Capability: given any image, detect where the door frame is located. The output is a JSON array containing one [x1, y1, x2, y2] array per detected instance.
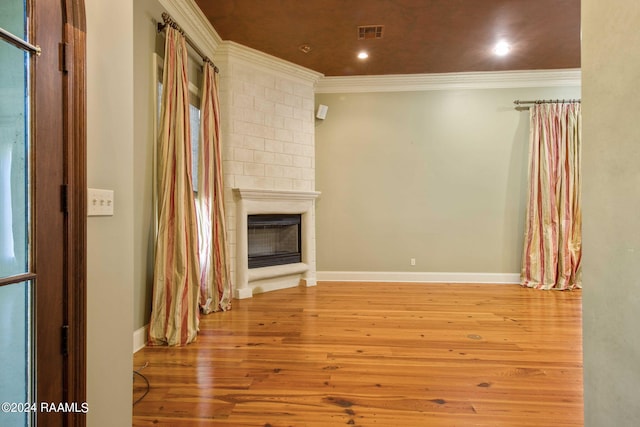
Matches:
[[61, 1, 87, 424]]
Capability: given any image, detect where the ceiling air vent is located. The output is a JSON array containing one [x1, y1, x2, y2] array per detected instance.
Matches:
[[358, 25, 384, 40]]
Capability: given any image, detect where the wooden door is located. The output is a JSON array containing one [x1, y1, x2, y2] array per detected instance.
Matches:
[[0, 0, 86, 426], [33, 0, 87, 425]]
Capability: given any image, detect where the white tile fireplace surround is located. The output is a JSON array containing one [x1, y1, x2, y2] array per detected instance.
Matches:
[[233, 188, 320, 299]]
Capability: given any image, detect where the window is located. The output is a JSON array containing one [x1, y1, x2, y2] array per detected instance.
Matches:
[[154, 53, 201, 192]]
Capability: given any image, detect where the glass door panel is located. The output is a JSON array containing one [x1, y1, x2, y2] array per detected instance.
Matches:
[[0, 1, 33, 426], [0, 281, 32, 427], [0, 0, 29, 278]]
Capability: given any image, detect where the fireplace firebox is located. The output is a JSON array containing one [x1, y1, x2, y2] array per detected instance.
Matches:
[[248, 214, 301, 269]]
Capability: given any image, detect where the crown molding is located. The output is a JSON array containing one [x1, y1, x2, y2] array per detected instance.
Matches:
[[158, 0, 221, 59], [315, 69, 581, 93], [215, 41, 324, 85]]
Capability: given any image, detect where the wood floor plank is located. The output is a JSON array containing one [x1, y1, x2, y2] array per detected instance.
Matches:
[[133, 282, 583, 426]]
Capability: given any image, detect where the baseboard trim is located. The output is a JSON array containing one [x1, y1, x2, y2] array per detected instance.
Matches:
[[133, 324, 148, 353], [316, 271, 520, 284]]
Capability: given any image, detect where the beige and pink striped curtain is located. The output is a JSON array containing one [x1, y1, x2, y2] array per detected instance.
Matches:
[[149, 27, 201, 345], [521, 102, 582, 290], [196, 62, 232, 314]]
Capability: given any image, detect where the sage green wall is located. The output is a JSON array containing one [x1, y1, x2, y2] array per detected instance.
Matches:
[[315, 86, 579, 273], [86, 0, 134, 425], [133, 0, 165, 333], [582, 0, 640, 425]]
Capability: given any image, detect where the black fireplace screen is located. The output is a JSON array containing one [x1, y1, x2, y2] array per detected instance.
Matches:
[[248, 214, 301, 268]]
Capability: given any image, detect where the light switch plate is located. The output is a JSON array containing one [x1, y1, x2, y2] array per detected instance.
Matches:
[[87, 188, 114, 216]]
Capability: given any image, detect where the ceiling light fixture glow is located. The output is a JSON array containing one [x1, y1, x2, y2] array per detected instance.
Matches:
[[357, 51, 369, 59], [493, 40, 511, 56]]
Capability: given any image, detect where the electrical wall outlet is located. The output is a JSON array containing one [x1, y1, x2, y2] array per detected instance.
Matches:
[[410, 258, 416, 266], [87, 188, 114, 216]]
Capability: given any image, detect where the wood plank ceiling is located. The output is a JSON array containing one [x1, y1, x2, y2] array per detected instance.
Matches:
[[194, 0, 581, 76]]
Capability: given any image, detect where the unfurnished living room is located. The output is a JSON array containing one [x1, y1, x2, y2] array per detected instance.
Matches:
[[123, 0, 636, 426], [124, 0, 639, 425], [2, 0, 637, 427]]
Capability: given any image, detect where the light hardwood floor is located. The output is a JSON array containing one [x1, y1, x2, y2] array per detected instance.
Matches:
[[133, 282, 583, 426]]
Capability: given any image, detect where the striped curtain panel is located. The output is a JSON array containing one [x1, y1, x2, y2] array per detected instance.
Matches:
[[196, 62, 232, 314], [521, 102, 582, 290], [149, 27, 201, 345]]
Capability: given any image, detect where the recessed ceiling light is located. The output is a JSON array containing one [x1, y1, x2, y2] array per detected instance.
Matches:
[[357, 51, 369, 59], [493, 40, 511, 56]]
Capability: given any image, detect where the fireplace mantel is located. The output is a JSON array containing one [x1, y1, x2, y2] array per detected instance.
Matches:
[[234, 188, 321, 202], [233, 188, 320, 299]]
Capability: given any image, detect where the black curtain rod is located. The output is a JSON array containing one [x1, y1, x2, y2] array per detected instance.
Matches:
[[514, 99, 581, 111], [514, 99, 581, 106], [157, 12, 219, 73]]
